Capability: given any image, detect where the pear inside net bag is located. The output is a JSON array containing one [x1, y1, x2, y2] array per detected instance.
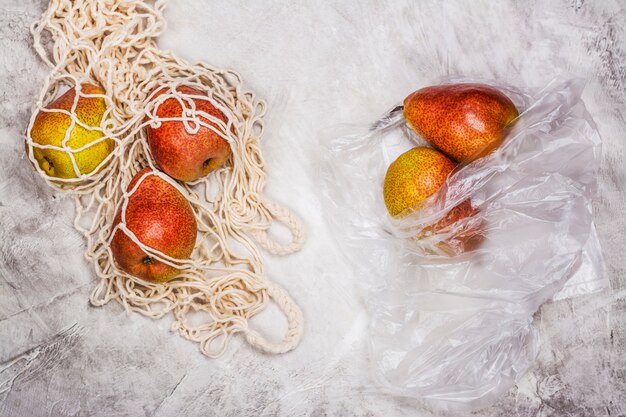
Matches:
[[320, 78, 608, 409]]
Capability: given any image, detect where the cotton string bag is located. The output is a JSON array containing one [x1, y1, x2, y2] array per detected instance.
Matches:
[[25, 0, 305, 357]]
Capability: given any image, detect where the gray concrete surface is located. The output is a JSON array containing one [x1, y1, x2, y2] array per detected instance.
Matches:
[[0, 1, 624, 416]]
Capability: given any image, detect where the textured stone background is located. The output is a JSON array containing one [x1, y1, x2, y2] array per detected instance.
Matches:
[[1, 0, 625, 416]]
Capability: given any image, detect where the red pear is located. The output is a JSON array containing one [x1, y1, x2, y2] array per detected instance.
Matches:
[[421, 198, 483, 255], [404, 84, 518, 162], [145, 85, 232, 182], [110, 168, 197, 283]]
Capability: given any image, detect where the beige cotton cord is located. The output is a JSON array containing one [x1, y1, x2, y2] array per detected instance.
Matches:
[[25, 0, 305, 357]]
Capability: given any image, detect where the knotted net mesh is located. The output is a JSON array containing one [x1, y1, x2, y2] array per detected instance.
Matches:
[[25, 0, 305, 357]]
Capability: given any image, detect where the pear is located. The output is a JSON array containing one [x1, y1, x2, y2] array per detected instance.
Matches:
[[110, 168, 197, 283], [404, 84, 518, 163], [383, 147, 481, 253], [29, 83, 114, 179], [145, 85, 232, 182], [384, 147, 456, 216]]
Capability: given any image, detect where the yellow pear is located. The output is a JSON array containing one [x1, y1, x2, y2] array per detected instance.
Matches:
[[28, 83, 114, 179], [384, 147, 456, 217], [383, 147, 483, 254]]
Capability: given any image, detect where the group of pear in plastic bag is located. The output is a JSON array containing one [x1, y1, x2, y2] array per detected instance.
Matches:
[[25, 0, 305, 357]]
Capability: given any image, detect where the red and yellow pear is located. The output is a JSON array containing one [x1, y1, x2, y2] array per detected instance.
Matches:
[[110, 168, 197, 283], [28, 83, 114, 179], [383, 147, 481, 253], [403, 84, 518, 163], [384, 147, 455, 217], [145, 85, 231, 182]]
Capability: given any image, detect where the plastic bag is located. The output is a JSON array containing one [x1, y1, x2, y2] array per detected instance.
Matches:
[[320, 78, 608, 409]]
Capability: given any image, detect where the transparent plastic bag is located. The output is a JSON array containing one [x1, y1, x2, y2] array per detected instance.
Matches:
[[320, 78, 608, 409]]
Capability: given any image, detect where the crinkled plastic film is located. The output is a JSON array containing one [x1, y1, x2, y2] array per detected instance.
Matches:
[[320, 78, 608, 409]]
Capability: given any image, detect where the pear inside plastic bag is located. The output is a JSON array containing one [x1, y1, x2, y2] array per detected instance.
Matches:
[[320, 78, 608, 410]]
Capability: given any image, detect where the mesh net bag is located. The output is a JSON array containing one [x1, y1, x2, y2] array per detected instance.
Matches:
[[25, 0, 305, 357]]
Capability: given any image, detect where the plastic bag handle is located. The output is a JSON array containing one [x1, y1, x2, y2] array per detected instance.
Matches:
[[243, 281, 304, 354]]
